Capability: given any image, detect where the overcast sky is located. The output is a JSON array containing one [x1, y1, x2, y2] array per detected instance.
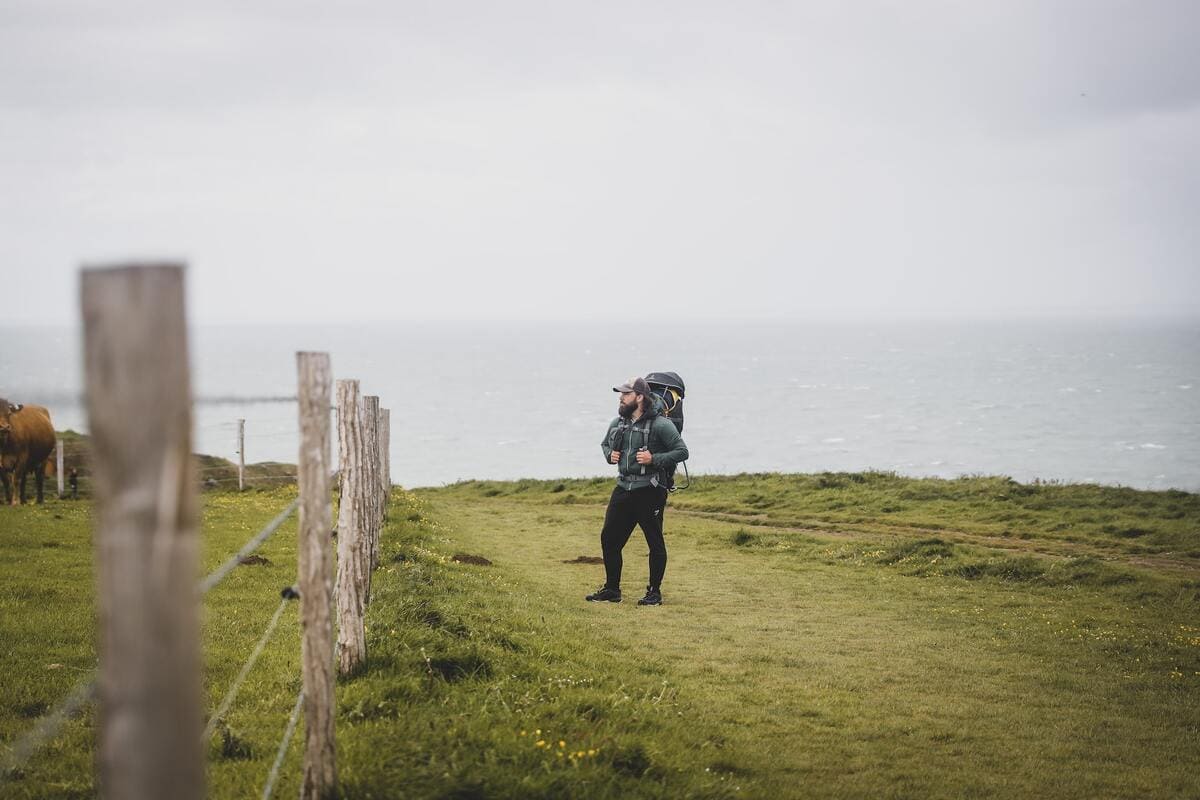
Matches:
[[2, 1, 1198, 325]]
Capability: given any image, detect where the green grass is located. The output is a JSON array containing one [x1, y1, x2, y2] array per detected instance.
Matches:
[[0, 486, 306, 798], [2, 473, 1199, 798], [456, 472, 1200, 565]]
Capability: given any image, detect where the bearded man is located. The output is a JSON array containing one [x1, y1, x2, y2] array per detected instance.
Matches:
[[586, 377, 689, 606]]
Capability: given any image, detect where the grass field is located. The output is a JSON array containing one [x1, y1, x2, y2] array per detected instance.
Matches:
[[0, 486, 308, 798], [1, 471, 1198, 798]]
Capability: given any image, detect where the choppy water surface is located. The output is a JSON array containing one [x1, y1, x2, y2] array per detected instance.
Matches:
[[3, 319, 1197, 490]]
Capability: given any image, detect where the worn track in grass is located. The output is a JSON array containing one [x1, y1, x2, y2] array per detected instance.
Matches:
[[670, 507, 1200, 575]]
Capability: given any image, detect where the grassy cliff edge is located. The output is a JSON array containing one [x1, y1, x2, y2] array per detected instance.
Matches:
[[1, 473, 1197, 798]]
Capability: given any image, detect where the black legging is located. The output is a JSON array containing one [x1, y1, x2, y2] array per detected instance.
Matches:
[[600, 486, 668, 590]]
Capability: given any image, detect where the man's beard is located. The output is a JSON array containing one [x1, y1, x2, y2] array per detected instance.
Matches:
[[618, 399, 638, 418]]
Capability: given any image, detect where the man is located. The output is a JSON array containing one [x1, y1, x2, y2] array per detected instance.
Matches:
[[586, 376, 689, 606]]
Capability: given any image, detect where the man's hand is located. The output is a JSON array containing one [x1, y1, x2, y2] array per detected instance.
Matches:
[[609, 450, 621, 464], [636, 448, 653, 465]]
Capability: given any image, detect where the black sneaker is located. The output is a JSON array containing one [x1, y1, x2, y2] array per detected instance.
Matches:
[[637, 586, 662, 606], [585, 586, 622, 603]]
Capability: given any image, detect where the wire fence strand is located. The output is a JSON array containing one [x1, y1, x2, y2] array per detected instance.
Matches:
[[199, 499, 299, 595], [4, 459, 338, 783], [1, 497, 300, 778], [243, 428, 304, 438], [202, 476, 298, 486], [0, 678, 96, 782], [202, 596, 293, 742], [261, 689, 304, 800]]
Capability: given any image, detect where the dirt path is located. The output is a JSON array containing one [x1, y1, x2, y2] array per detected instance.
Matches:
[[543, 499, 1199, 575], [671, 507, 1200, 576]]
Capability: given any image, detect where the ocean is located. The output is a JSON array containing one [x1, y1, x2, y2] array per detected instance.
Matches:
[[3, 319, 1198, 491]]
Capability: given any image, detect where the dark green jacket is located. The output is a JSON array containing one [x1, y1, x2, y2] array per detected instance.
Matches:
[[601, 396, 689, 490]]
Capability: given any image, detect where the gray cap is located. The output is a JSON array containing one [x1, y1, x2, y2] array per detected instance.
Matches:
[[613, 376, 651, 396]]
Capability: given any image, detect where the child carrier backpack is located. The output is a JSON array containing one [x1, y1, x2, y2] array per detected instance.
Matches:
[[645, 371, 689, 491]]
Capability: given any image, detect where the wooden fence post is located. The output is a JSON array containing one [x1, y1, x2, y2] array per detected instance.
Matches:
[[297, 353, 336, 799], [334, 380, 367, 675], [375, 405, 384, 511], [361, 395, 380, 580], [81, 264, 204, 800], [380, 408, 391, 517], [56, 439, 64, 499], [237, 418, 245, 491]]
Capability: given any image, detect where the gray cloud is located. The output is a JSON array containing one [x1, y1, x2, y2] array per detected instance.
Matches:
[[2, 1, 1197, 323]]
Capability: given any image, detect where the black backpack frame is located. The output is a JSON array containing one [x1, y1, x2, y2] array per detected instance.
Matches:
[[644, 372, 689, 491]]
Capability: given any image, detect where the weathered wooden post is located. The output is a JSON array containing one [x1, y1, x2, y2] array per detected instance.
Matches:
[[81, 264, 204, 800], [296, 353, 336, 799], [361, 395, 381, 579], [334, 380, 367, 675], [379, 410, 388, 515], [237, 418, 245, 491], [376, 402, 386, 515], [56, 439, 64, 499]]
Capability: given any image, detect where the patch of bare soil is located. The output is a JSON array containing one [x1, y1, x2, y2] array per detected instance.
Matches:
[[452, 553, 493, 566], [562, 555, 605, 565]]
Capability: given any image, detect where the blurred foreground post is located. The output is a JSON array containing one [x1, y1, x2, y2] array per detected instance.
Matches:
[[334, 380, 367, 674], [81, 264, 204, 800], [296, 353, 336, 798]]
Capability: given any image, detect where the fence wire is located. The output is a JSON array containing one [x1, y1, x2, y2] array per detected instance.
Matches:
[[203, 476, 298, 486], [199, 499, 299, 595], [0, 679, 96, 782], [202, 595, 294, 742], [2, 495, 300, 778], [262, 689, 305, 800]]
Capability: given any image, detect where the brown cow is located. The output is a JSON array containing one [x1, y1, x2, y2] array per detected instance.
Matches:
[[0, 399, 56, 505]]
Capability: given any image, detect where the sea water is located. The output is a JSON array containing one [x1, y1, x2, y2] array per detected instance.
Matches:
[[3, 319, 1197, 491]]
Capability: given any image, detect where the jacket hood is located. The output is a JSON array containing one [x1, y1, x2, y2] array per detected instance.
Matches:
[[647, 393, 666, 418], [631, 393, 664, 423]]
